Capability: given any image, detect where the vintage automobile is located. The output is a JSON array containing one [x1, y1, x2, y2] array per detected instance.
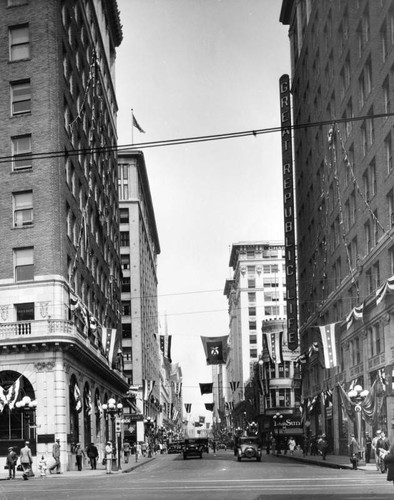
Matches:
[[236, 436, 262, 462], [183, 438, 204, 459]]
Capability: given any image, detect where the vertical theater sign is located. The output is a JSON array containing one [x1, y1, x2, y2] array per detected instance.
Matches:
[[279, 74, 298, 351]]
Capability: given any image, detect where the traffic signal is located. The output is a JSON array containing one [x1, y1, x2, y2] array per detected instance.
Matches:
[[116, 420, 121, 434]]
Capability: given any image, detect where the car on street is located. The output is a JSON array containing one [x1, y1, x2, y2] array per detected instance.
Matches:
[[236, 436, 262, 462], [183, 438, 204, 459]]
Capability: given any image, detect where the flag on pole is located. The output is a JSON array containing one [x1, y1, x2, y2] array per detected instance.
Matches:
[[184, 403, 192, 413], [132, 112, 145, 133], [346, 303, 364, 330], [74, 383, 82, 413], [319, 323, 339, 368], [229, 381, 240, 392], [102, 328, 117, 366], [143, 380, 155, 401], [263, 330, 284, 364]]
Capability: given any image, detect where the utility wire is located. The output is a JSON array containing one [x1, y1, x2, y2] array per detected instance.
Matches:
[[1, 112, 394, 164]]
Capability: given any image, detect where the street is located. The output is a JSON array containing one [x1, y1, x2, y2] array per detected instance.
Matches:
[[0, 451, 393, 500]]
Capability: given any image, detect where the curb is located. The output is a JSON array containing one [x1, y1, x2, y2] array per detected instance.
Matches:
[[275, 453, 356, 470], [122, 456, 156, 473]]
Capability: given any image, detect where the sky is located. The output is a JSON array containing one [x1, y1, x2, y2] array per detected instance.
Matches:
[[115, 0, 291, 422]]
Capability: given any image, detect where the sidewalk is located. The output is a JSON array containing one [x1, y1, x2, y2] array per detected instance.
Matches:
[[274, 449, 379, 472], [19, 454, 158, 480]]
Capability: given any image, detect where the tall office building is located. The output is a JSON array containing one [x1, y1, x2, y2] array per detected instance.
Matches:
[[223, 242, 300, 435], [281, 0, 394, 453], [118, 150, 161, 438], [0, 0, 127, 468]]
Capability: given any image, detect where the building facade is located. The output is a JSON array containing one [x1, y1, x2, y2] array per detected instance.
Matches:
[[280, 0, 394, 454], [223, 242, 300, 438], [0, 0, 127, 469], [118, 150, 161, 439]]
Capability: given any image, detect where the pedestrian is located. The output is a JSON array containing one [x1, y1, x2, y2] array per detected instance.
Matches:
[[212, 441, 217, 453], [288, 436, 296, 455], [372, 430, 382, 470], [86, 442, 99, 470], [19, 441, 33, 480], [123, 441, 131, 464], [310, 436, 318, 456], [6, 446, 18, 480], [38, 455, 47, 478], [266, 434, 272, 455], [48, 437, 62, 474], [384, 444, 394, 485], [349, 434, 360, 470], [74, 443, 85, 471], [318, 434, 329, 460], [365, 432, 372, 463], [105, 441, 113, 474]]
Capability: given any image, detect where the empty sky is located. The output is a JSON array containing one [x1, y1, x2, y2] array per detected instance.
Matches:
[[116, 0, 291, 421]]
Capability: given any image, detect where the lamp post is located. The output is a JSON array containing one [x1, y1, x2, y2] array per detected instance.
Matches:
[[102, 398, 123, 470], [273, 412, 283, 454], [348, 384, 369, 463], [16, 396, 37, 466]]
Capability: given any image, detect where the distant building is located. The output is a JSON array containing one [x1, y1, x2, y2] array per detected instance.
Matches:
[[0, 0, 126, 468], [118, 151, 161, 431], [223, 242, 300, 437], [280, 0, 394, 454]]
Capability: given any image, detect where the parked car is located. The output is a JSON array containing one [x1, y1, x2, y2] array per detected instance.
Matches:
[[183, 438, 204, 459], [217, 443, 227, 450], [236, 436, 262, 462]]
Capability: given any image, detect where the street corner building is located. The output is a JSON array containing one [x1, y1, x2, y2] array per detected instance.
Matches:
[[0, 0, 129, 469], [280, 0, 394, 455]]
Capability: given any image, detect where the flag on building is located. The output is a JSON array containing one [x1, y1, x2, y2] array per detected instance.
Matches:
[[346, 303, 364, 330], [229, 381, 240, 392], [201, 335, 228, 365], [199, 383, 213, 395], [263, 330, 284, 364], [184, 403, 192, 413], [74, 383, 82, 413], [143, 380, 155, 401], [376, 274, 394, 305], [85, 389, 92, 416], [167, 335, 172, 363], [319, 323, 339, 368], [0, 387, 7, 414], [6, 377, 21, 410], [69, 290, 79, 312], [102, 328, 118, 367]]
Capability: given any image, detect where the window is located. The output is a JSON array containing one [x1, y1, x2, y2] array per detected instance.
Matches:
[[264, 291, 280, 301], [248, 292, 256, 302], [365, 220, 371, 253], [15, 302, 34, 321], [249, 334, 257, 344], [247, 278, 255, 289], [383, 77, 391, 116], [370, 323, 384, 357], [388, 189, 394, 228], [265, 306, 279, 316], [249, 321, 256, 331], [120, 231, 129, 247], [121, 254, 130, 270], [9, 25, 29, 61], [118, 164, 130, 201], [121, 277, 130, 293], [12, 135, 31, 171], [11, 80, 31, 115], [119, 208, 129, 223], [249, 349, 257, 358], [13, 190, 33, 227], [14, 247, 33, 281], [248, 306, 256, 316], [122, 301, 131, 316]]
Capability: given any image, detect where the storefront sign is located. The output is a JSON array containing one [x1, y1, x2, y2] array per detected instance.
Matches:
[[279, 74, 298, 350]]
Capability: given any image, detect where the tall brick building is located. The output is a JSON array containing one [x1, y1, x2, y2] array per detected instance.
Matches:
[[0, 0, 127, 469], [280, 0, 394, 455]]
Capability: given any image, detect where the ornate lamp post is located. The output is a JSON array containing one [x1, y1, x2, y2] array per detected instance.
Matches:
[[16, 396, 37, 464], [348, 384, 369, 462], [102, 398, 123, 470], [273, 412, 283, 454]]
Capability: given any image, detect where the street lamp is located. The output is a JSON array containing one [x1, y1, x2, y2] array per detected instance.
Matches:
[[16, 396, 38, 465], [273, 412, 283, 454], [348, 384, 369, 462], [102, 398, 123, 470]]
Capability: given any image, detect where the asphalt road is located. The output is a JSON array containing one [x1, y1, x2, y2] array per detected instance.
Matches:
[[0, 450, 393, 500]]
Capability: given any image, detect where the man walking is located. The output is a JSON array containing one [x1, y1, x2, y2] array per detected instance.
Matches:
[[20, 441, 33, 480], [86, 442, 99, 470], [49, 438, 62, 474], [372, 430, 382, 470]]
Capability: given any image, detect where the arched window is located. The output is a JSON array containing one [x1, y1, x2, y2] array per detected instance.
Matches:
[[0, 371, 36, 454]]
